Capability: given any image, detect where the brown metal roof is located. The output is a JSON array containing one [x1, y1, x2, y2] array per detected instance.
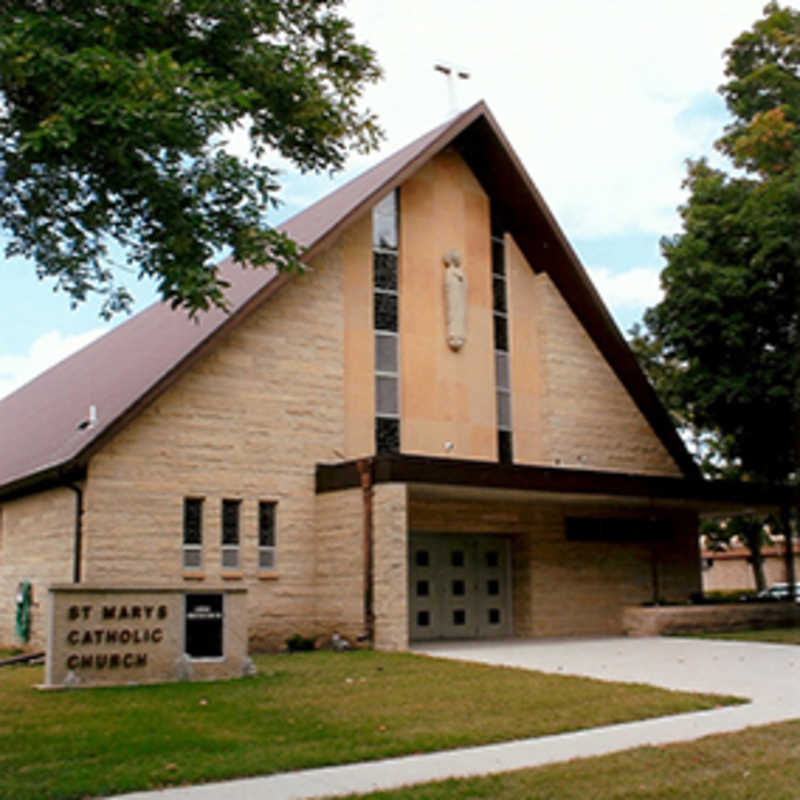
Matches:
[[0, 101, 699, 499]]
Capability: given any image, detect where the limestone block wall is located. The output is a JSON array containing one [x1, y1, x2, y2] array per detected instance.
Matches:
[[313, 487, 365, 642], [342, 211, 375, 459], [408, 493, 700, 637], [506, 237, 548, 465], [373, 483, 408, 650], [511, 268, 682, 477], [80, 243, 347, 652], [0, 487, 77, 650]]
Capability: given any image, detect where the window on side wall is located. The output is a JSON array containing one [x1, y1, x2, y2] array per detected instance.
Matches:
[[183, 498, 203, 570], [258, 501, 277, 570], [221, 499, 241, 569]]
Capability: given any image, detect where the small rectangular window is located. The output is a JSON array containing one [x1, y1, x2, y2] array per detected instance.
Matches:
[[493, 314, 508, 352], [373, 251, 398, 290], [372, 191, 398, 250], [497, 389, 511, 429], [491, 238, 505, 276], [375, 332, 398, 373], [495, 352, 510, 390], [376, 417, 400, 454], [493, 275, 508, 313], [374, 292, 398, 332], [376, 375, 400, 416], [183, 498, 203, 570], [498, 429, 513, 464], [258, 501, 276, 570], [221, 499, 240, 569]]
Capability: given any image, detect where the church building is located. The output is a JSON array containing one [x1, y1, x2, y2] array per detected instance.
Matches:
[[0, 102, 782, 652]]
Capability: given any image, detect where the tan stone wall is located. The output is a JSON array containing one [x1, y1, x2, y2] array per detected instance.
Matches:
[[408, 492, 700, 637], [80, 244, 348, 652], [399, 148, 496, 461], [373, 483, 408, 650], [342, 210, 375, 459], [526, 271, 682, 476], [506, 236, 548, 464], [313, 487, 365, 641], [0, 487, 77, 650]]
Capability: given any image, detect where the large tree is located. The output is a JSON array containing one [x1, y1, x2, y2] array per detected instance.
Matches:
[[635, 2, 800, 590], [0, 1, 382, 316]]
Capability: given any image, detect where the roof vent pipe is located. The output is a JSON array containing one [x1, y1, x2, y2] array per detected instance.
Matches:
[[76, 405, 98, 431]]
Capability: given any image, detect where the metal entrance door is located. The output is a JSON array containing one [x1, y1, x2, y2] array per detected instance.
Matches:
[[409, 533, 512, 641]]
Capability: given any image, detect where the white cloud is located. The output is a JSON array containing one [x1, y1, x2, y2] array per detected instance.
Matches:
[[216, 0, 768, 241], [0, 328, 106, 400], [340, 0, 766, 239], [587, 264, 662, 310]]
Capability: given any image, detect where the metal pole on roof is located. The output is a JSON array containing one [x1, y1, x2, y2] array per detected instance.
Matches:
[[434, 62, 470, 116]]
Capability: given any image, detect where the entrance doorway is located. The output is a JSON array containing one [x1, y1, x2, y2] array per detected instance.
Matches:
[[409, 533, 512, 641]]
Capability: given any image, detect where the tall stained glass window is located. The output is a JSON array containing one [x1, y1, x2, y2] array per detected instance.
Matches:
[[373, 190, 400, 454], [492, 209, 513, 463]]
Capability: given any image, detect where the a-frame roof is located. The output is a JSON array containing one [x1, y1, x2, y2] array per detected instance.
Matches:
[[0, 101, 700, 499]]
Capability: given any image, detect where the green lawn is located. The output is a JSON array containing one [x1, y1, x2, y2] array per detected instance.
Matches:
[[0, 650, 739, 800], [685, 626, 800, 645], [340, 719, 800, 799]]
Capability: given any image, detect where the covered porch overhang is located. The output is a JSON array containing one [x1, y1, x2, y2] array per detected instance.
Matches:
[[316, 453, 790, 517]]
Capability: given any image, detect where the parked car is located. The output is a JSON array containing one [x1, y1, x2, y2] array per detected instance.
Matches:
[[754, 583, 800, 602]]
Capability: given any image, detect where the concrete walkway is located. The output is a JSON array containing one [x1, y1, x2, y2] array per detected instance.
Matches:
[[110, 637, 800, 800]]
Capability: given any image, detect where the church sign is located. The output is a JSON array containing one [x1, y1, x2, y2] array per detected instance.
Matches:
[[45, 585, 249, 688]]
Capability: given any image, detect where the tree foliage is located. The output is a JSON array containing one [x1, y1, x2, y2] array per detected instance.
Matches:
[[633, 2, 800, 588], [0, 1, 382, 316], [637, 2, 800, 490]]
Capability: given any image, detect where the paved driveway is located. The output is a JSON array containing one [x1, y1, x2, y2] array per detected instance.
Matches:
[[418, 636, 800, 730], [112, 637, 800, 800]]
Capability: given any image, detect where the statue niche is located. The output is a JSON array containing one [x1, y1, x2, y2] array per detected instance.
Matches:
[[443, 248, 467, 351]]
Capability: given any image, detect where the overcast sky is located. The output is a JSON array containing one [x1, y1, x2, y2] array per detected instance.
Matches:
[[0, 0, 770, 399]]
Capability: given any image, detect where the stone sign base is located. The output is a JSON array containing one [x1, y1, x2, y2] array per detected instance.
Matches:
[[45, 585, 251, 689]]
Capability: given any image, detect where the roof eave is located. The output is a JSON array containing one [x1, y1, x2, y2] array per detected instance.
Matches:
[[0, 462, 87, 502], [316, 454, 788, 513]]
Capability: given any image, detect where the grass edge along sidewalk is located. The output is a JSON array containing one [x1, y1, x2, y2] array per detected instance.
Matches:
[[334, 717, 800, 800], [1, 650, 742, 800]]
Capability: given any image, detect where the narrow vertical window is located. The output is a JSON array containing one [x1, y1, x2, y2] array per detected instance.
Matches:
[[258, 501, 277, 570], [492, 210, 513, 463], [373, 190, 400, 454], [183, 498, 203, 570], [221, 499, 240, 569]]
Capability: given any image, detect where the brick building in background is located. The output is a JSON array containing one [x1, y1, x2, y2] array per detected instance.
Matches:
[[0, 102, 786, 652]]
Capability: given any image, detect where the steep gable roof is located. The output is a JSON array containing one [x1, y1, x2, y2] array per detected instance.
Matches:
[[0, 101, 699, 498]]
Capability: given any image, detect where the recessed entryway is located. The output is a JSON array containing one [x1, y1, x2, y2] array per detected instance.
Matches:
[[409, 532, 512, 641]]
